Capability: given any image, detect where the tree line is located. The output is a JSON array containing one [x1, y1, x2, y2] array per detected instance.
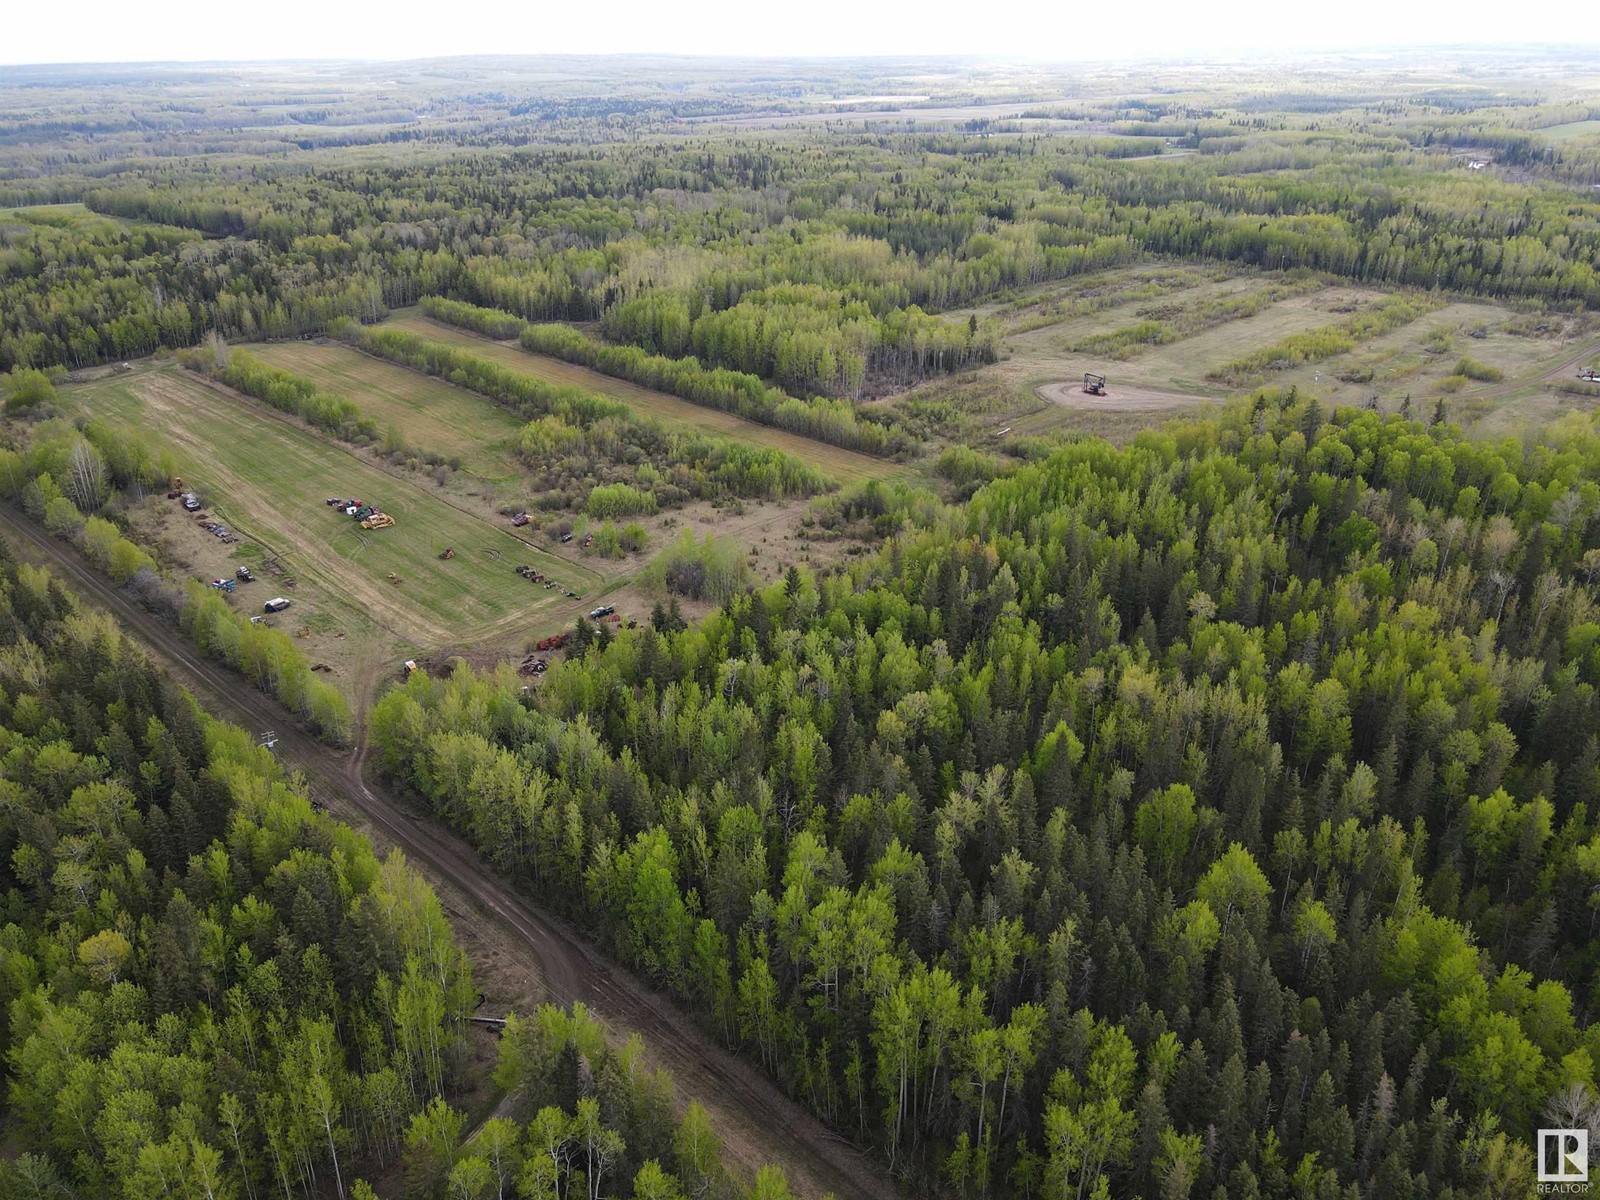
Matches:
[[421, 296, 909, 456]]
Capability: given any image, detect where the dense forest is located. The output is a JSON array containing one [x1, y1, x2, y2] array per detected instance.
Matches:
[[0, 544, 786, 1200], [372, 393, 1600, 1197], [0, 544, 475, 1196]]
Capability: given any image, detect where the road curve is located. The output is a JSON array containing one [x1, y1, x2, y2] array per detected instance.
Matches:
[[2, 516, 896, 1200]]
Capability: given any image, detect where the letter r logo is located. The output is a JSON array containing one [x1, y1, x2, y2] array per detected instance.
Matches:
[[1539, 1128, 1589, 1182]]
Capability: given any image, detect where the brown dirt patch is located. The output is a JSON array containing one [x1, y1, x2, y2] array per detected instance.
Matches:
[[1035, 378, 1215, 412]]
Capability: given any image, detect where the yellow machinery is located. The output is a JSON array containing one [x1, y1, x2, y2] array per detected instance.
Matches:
[[361, 512, 395, 530]]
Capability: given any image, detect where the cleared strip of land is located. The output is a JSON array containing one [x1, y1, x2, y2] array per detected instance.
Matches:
[[248, 340, 526, 482], [61, 365, 587, 646], [381, 313, 898, 485]]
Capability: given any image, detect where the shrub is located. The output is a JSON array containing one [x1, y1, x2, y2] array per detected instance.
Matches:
[[641, 530, 751, 605], [586, 483, 658, 519], [934, 445, 1004, 487], [1453, 356, 1504, 382], [3, 367, 58, 416]]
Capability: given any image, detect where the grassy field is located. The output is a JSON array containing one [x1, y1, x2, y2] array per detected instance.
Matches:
[[1002, 283, 1388, 394], [1540, 119, 1600, 142], [380, 312, 900, 486], [248, 340, 526, 483], [60, 364, 595, 681]]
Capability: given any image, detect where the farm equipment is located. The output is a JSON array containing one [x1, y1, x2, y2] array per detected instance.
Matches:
[[534, 632, 571, 652], [361, 512, 395, 530], [404, 660, 419, 675], [438, 548, 455, 560], [387, 572, 401, 584], [1083, 372, 1107, 396], [236, 566, 254, 582]]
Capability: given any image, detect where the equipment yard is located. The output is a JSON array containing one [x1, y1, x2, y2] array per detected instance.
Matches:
[[58, 364, 594, 692]]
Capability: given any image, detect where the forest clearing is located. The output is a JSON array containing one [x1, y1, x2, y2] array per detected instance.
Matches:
[[55, 364, 587, 681]]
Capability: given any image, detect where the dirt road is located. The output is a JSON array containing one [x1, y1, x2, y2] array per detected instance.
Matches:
[[1477, 336, 1600, 401], [3, 517, 894, 1200]]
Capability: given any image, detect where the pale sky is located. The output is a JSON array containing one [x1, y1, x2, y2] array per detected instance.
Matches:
[[4, 0, 1597, 65]]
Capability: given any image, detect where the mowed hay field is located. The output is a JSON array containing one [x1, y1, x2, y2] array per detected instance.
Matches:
[[380, 312, 900, 486], [247, 340, 526, 483], [61, 364, 592, 651]]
